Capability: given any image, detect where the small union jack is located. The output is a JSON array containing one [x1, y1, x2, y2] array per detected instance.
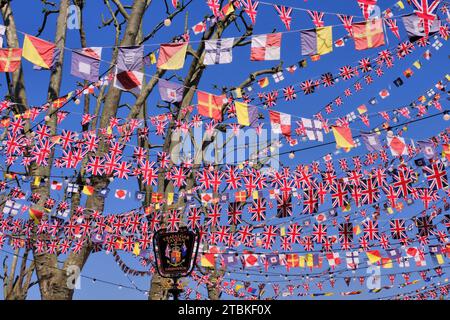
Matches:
[[357, 0, 378, 20], [300, 79, 316, 95], [344, 88, 352, 97], [359, 57, 372, 72], [283, 86, 297, 101], [397, 41, 414, 58], [307, 10, 325, 27], [359, 114, 370, 126], [241, 0, 259, 25], [439, 22, 449, 39], [274, 5, 293, 30], [339, 65, 357, 80], [263, 90, 278, 107], [321, 72, 335, 87], [385, 19, 401, 39], [337, 14, 354, 37], [206, 0, 221, 17]]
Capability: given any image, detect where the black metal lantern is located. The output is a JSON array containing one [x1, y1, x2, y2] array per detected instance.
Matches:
[[153, 227, 199, 299]]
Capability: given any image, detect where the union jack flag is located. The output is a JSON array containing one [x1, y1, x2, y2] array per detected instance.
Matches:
[[415, 215, 436, 237], [263, 91, 278, 107], [241, 0, 259, 25], [385, 18, 401, 39], [248, 198, 266, 221], [227, 202, 244, 225], [358, 57, 372, 72], [411, 0, 441, 36], [307, 10, 325, 27], [422, 162, 448, 190], [390, 219, 408, 239], [397, 41, 414, 58], [274, 5, 293, 30], [321, 72, 335, 87], [276, 194, 292, 218], [301, 79, 317, 95], [357, 0, 378, 20], [302, 188, 319, 214], [339, 65, 358, 80], [261, 225, 278, 249], [337, 14, 354, 37], [283, 86, 297, 101]]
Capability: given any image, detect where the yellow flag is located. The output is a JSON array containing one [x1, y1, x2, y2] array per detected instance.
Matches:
[[167, 192, 174, 205], [133, 242, 141, 256], [34, 176, 41, 186], [235, 101, 251, 126], [413, 60, 421, 69], [234, 87, 242, 98], [305, 253, 314, 267], [299, 255, 306, 268], [316, 26, 333, 56], [149, 52, 156, 64], [396, 1, 405, 9]]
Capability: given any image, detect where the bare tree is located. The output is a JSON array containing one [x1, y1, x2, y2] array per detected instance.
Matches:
[[0, 0, 280, 300]]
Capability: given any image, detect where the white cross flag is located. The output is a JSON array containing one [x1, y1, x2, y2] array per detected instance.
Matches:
[[3, 200, 21, 216], [301, 118, 324, 142], [204, 38, 234, 65]]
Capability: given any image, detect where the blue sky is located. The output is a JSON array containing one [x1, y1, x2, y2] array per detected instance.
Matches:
[[0, 0, 449, 300]]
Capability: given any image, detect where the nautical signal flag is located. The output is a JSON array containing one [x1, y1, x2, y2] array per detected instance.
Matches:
[[386, 135, 408, 156], [113, 68, 144, 95], [0, 48, 22, 72], [29, 208, 44, 224], [352, 19, 385, 50], [157, 42, 188, 70], [114, 189, 128, 200], [366, 250, 382, 264], [300, 26, 333, 56], [82, 185, 95, 196], [250, 33, 282, 61], [257, 77, 269, 88], [197, 90, 226, 121], [235, 101, 258, 126], [379, 89, 390, 99], [332, 125, 354, 150], [269, 110, 291, 136], [22, 34, 58, 69], [443, 144, 450, 161], [50, 180, 63, 191], [70, 47, 102, 82]]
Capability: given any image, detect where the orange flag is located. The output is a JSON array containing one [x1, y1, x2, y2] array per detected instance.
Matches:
[[0, 48, 22, 72], [197, 91, 226, 121]]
